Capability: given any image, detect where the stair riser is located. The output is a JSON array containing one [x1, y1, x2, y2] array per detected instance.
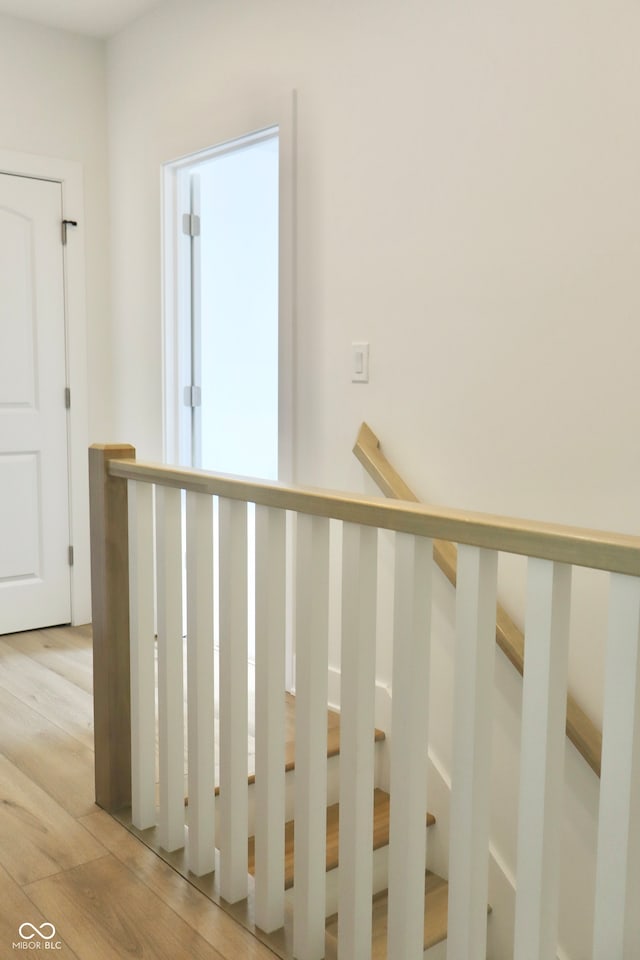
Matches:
[[424, 940, 447, 959], [210, 750, 342, 836], [284, 823, 432, 918]]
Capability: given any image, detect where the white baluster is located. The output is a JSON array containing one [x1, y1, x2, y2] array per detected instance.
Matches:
[[155, 485, 185, 852], [387, 533, 432, 960], [593, 573, 640, 959], [128, 480, 156, 830], [293, 512, 330, 960], [338, 522, 378, 960], [186, 491, 215, 876], [514, 559, 571, 960], [254, 505, 287, 933], [218, 496, 249, 904], [447, 545, 498, 960]]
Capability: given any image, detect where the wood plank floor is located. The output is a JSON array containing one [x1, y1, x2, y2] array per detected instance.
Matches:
[[0, 624, 278, 960]]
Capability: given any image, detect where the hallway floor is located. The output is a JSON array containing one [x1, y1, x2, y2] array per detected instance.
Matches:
[[0, 624, 278, 960]]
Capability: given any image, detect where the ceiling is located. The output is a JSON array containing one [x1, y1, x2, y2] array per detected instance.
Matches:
[[0, 0, 163, 37]]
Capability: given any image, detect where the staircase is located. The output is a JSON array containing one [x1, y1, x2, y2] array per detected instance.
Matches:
[[173, 691, 451, 958], [241, 695, 450, 959]]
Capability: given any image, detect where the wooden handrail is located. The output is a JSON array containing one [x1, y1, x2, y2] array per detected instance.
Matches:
[[353, 422, 603, 778], [109, 458, 640, 582]]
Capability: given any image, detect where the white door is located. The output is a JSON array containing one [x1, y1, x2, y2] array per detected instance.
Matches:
[[0, 173, 71, 634]]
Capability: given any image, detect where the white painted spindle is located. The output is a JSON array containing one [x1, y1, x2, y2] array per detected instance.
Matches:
[[185, 491, 215, 877], [447, 545, 497, 960], [338, 523, 378, 960], [593, 573, 640, 960], [514, 559, 571, 960], [293, 512, 330, 960], [387, 533, 432, 960], [128, 479, 156, 830], [218, 496, 249, 904], [155, 484, 185, 852], [254, 505, 287, 933]]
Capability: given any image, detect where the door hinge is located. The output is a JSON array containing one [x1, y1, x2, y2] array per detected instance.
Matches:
[[182, 213, 201, 237], [184, 385, 202, 408], [61, 219, 78, 245], [68, 545, 74, 567], [64, 387, 71, 409]]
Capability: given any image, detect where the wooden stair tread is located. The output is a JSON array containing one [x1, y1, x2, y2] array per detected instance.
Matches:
[[212, 692, 385, 796], [283, 692, 386, 767], [247, 787, 435, 889], [325, 870, 449, 957]]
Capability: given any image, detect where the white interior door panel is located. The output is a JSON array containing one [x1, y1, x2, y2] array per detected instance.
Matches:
[[0, 173, 71, 633]]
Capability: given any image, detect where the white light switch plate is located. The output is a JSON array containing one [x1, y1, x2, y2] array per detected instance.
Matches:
[[352, 342, 370, 382]]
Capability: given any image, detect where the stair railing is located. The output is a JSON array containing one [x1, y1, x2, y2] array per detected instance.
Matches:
[[89, 442, 640, 960], [354, 421, 603, 778]]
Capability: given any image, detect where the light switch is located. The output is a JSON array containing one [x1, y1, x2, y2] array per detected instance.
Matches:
[[352, 342, 370, 383]]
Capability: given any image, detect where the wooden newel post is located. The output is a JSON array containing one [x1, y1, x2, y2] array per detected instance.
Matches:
[[89, 443, 136, 812]]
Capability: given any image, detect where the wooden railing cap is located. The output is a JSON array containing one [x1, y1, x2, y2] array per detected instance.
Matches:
[[107, 451, 640, 580]]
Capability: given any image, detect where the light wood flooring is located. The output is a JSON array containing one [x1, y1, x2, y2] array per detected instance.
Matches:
[[0, 624, 278, 960]]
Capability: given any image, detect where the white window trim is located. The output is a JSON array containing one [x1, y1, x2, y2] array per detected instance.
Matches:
[[0, 148, 90, 625]]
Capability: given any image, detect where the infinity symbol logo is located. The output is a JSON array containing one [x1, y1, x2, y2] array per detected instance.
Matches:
[[18, 923, 56, 941]]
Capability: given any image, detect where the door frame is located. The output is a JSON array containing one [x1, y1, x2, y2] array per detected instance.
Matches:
[[0, 149, 90, 626], [161, 91, 296, 483]]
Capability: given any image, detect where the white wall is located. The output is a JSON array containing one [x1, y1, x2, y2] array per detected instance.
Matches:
[[106, 0, 640, 727], [106, 3, 640, 952], [0, 13, 112, 442]]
